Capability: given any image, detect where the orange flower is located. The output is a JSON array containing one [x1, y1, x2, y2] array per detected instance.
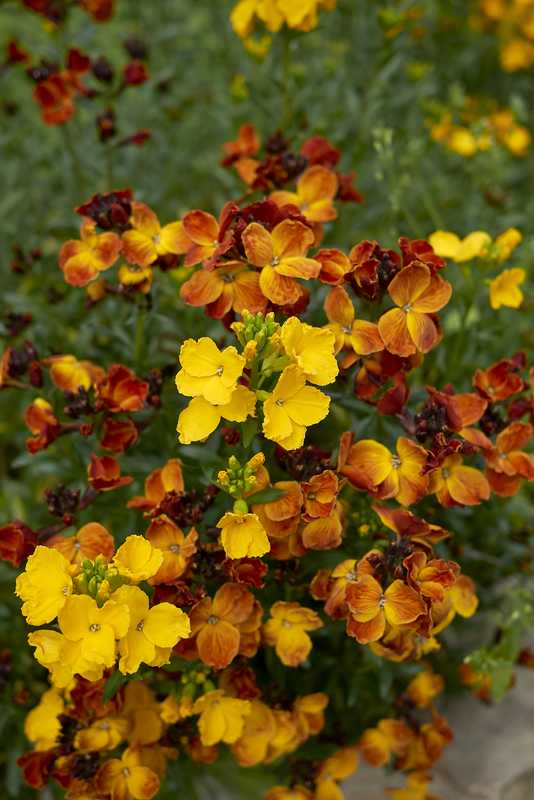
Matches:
[[473, 356, 525, 401], [180, 262, 267, 319], [45, 355, 104, 393], [96, 746, 159, 800], [242, 219, 320, 305], [301, 508, 343, 551], [485, 421, 534, 496], [428, 454, 490, 506], [59, 219, 122, 287], [253, 480, 303, 540], [181, 204, 234, 267], [302, 470, 339, 518], [190, 583, 255, 669], [146, 515, 198, 584], [34, 73, 75, 125], [372, 506, 449, 548], [403, 550, 459, 604], [346, 575, 425, 644], [378, 263, 452, 356], [0, 521, 36, 568], [24, 399, 61, 454], [270, 165, 339, 223], [96, 364, 149, 413], [100, 417, 139, 453], [222, 123, 260, 165], [425, 387, 487, 431], [87, 454, 133, 492], [359, 718, 414, 767], [128, 459, 184, 514], [262, 601, 323, 666], [315, 248, 353, 285], [341, 437, 428, 506], [406, 669, 444, 709], [48, 523, 114, 564], [323, 559, 357, 619], [324, 285, 384, 366], [315, 747, 359, 798], [122, 202, 191, 267]]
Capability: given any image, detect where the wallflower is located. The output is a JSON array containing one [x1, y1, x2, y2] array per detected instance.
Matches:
[[113, 535, 164, 582], [428, 455, 490, 506], [217, 511, 270, 559], [176, 337, 245, 405], [58, 595, 130, 667], [0, 520, 36, 567], [16, 546, 73, 626], [270, 165, 339, 223], [190, 583, 255, 669], [128, 459, 185, 513], [122, 202, 191, 267], [428, 230, 491, 262], [112, 585, 190, 673], [378, 263, 452, 356], [181, 207, 233, 267], [193, 690, 251, 746], [263, 365, 330, 450], [231, 700, 277, 766], [146, 515, 198, 583], [341, 437, 428, 506], [122, 681, 164, 746], [177, 385, 256, 444], [45, 354, 104, 393], [315, 747, 359, 799], [280, 317, 339, 385], [359, 719, 414, 767], [100, 416, 139, 453], [75, 716, 129, 751], [406, 669, 444, 709], [24, 689, 64, 751], [485, 421, 534, 496], [242, 219, 320, 305], [96, 364, 149, 412], [324, 285, 383, 366], [346, 575, 425, 644], [24, 398, 61, 454], [59, 219, 121, 286], [96, 746, 160, 800], [48, 522, 115, 564], [180, 262, 267, 319], [263, 601, 323, 666], [489, 268, 526, 309], [87, 454, 133, 492]]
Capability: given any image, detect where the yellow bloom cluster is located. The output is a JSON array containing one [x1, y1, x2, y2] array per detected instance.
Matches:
[[16, 541, 190, 685], [474, 0, 534, 71], [176, 313, 337, 449], [429, 227, 526, 310], [231, 0, 337, 38], [430, 106, 531, 157]]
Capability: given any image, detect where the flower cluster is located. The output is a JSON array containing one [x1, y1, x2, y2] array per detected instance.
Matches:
[[231, 0, 337, 40], [474, 0, 534, 71], [429, 101, 531, 157]]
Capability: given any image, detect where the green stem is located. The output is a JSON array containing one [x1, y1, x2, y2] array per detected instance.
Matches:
[[60, 123, 85, 193], [281, 31, 293, 129], [104, 142, 115, 190], [135, 307, 146, 367]]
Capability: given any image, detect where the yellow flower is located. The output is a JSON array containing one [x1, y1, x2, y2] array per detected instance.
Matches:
[[494, 227, 522, 261], [58, 594, 130, 668], [176, 385, 256, 444], [263, 365, 330, 450], [16, 545, 73, 625], [75, 716, 129, 751], [113, 535, 164, 582], [112, 585, 190, 674], [231, 0, 284, 37], [489, 268, 526, 309], [428, 230, 491, 263], [217, 511, 270, 559], [24, 688, 64, 751], [175, 337, 245, 405], [28, 629, 104, 687], [160, 695, 194, 724], [263, 601, 323, 666], [193, 690, 251, 746], [280, 317, 338, 386], [448, 127, 478, 156], [96, 746, 160, 800]]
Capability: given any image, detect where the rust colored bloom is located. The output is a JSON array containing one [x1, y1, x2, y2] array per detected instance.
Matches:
[[324, 285, 384, 366], [429, 454, 490, 507], [349, 240, 401, 301], [253, 481, 303, 539], [48, 522, 114, 564], [76, 189, 133, 231], [96, 364, 149, 412], [100, 416, 139, 453], [127, 459, 184, 514], [378, 263, 452, 356], [24, 398, 61, 453], [341, 437, 428, 506], [87, 454, 133, 492], [242, 219, 320, 305], [59, 219, 122, 286], [180, 262, 267, 319], [33, 72, 75, 125], [346, 575, 425, 644], [146, 515, 198, 584], [45, 354, 105, 393], [359, 719, 414, 767], [425, 387, 488, 432], [190, 583, 255, 669], [0, 521, 37, 567], [270, 165, 339, 223], [404, 550, 459, 604], [302, 469, 338, 518], [373, 505, 450, 548], [122, 60, 149, 86], [473, 355, 525, 401], [122, 202, 191, 267], [485, 422, 534, 496], [222, 122, 260, 166], [262, 601, 323, 666], [182, 204, 235, 267], [315, 248, 353, 285]]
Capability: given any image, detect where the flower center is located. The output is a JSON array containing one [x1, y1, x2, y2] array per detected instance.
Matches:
[[282, 619, 292, 629], [378, 596, 386, 609], [402, 303, 412, 312], [136, 620, 145, 632], [89, 623, 101, 633], [346, 570, 356, 581], [153, 234, 161, 245], [216, 366, 224, 376], [123, 767, 130, 777], [62, 585, 70, 595], [391, 455, 401, 469], [442, 468, 450, 479], [271, 256, 280, 267], [208, 615, 219, 625], [276, 398, 284, 406], [169, 544, 181, 553]]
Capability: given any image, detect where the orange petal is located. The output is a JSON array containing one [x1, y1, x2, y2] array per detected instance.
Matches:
[[384, 580, 425, 625], [412, 273, 452, 313], [130, 202, 160, 237], [301, 514, 342, 550], [260, 266, 300, 305], [233, 270, 268, 314], [324, 285, 354, 327], [122, 230, 157, 267], [447, 465, 490, 505], [406, 310, 438, 353], [346, 612, 385, 644], [378, 308, 415, 356], [180, 269, 222, 306], [346, 575, 382, 621], [350, 320, 384, 355], [342, 439, 392, 489], [182, 210, 219, 246], [388, 263, 431, 307], [297, 165, 338, 204], [496, 422, 533, 454], [276, 256, 320, 279], [196, 620, 240, 669], [272, 219, 314, 259], [242, 222, 274, 267]]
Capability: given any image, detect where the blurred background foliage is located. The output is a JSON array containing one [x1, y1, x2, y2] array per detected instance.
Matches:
[[0, 0, 533, 796]]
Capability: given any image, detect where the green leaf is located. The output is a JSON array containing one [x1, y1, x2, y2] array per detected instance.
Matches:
[[103, 670, 134, 703], [248, 486, 284, 505]]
